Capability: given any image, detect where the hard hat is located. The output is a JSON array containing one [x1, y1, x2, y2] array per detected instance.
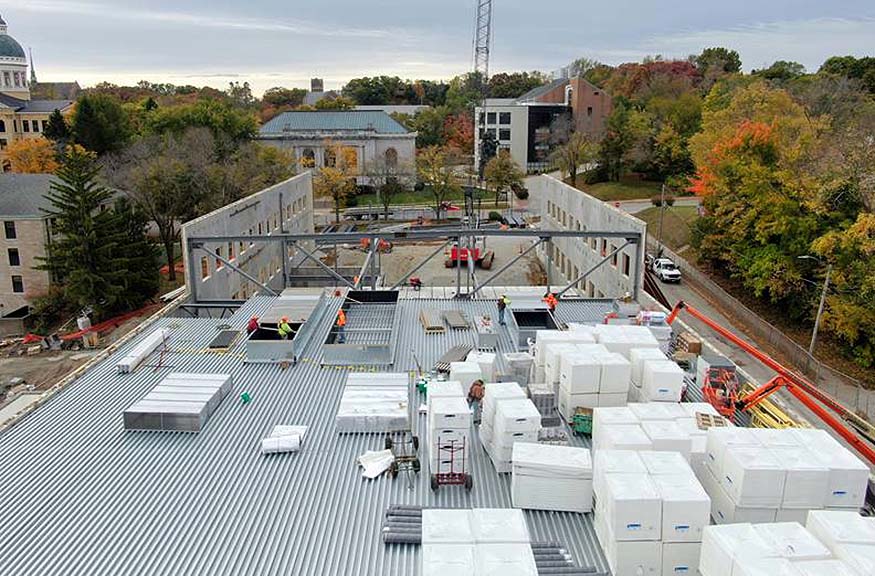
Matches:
[[281, 316, 289, 322]]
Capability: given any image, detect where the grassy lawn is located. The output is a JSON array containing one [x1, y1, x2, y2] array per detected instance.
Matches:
[[636, 205, 699, 251], [355, 188, 466, 206], [569, 178, 663, 201]]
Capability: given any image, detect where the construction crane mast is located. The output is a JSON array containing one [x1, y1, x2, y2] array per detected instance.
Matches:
[[473, 0, 493, 88]]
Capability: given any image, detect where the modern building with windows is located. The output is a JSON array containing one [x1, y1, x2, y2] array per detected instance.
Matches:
[[257, 110, 416, 185], [0, 15, 74, 170], [474, 77, 612, 173]]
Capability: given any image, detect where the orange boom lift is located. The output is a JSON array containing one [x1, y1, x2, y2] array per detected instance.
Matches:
[[667, 300, 875, 466]]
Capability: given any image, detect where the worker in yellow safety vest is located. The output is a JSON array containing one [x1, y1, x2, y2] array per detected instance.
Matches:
[[336, 309, 347, 343], [278, 316, 293, 339]]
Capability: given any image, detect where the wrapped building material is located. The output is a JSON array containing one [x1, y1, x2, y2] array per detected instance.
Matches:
[[511, 442, 593, 513], [335, 373, 409, 433]]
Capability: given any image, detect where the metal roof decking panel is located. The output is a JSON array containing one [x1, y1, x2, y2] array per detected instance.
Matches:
[[0, 295, 612, 576]]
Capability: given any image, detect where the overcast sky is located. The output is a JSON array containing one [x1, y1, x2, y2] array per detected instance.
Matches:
[[7, 1, 875, 95]]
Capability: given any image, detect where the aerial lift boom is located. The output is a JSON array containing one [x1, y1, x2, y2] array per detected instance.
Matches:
[[667, 300, 875, 466]]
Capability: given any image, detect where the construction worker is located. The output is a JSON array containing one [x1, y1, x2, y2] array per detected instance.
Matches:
[[336, 308, 347, 343], [277, 316, 293, 340], [543, 292, 558, 313], [246, 316, 260, 335], [409, 276, 422, 291], [497, 294, 510, 325], [467, 379, 485, 424]]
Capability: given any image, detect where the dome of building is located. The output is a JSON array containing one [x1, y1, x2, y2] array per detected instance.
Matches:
[[0, 14, 25, 60]]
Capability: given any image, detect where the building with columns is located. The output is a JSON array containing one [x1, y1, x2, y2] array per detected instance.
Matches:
[[257, 110, 416, 185], [0, 14, 74, 170]]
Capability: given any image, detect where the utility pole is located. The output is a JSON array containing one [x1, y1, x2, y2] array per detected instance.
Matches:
[[656, 183, 666, 256], [810, 263, 832, 356]]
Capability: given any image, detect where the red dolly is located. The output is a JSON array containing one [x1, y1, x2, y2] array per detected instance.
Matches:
[[430, 436, 473, 492]]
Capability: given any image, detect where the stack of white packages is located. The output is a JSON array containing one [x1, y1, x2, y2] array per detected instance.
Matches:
[[546, 341, 605, 392], [479, 382, 526, 447], [699, 521, 848, 576], [699, 426, 869, 526], [511, 442, 593, 512], [335, 372, 409, 433], [593, 324, 661, 359], [260, 424, 308, 454], [466, 351, 497, 382], [640, 360, 686, 403], [533, 329, 598, 382], [557, 350, 632, 420], [591, 402, 718, 469], [428, 394, 472, 475], [421, 508, 537, 576], [593, 449, 711, 576], [630, 348, 670, 386], [449, 361, 482, 389], [485, 398, 541, 473], [807, 509, 875, 575]]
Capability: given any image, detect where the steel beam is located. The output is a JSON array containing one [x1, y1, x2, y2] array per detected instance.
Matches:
[[193, 243, 279, 297], [468, 238, 545, 297], [389, 240, 451, 289], [557, 240, 631, 297], [292, 241, 356, 289], [355, 240, 377, 289], [187, 228, 642, 245]]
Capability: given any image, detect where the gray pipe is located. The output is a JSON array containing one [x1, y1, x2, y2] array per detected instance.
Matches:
[[537, 568, 598, 575], [384, 516, 422, 524], [382, 533, 421, 544]]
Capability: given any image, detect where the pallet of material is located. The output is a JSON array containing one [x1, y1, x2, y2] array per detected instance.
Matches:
[[419, 309, 446, 334], [442, 310, 469, 330], [676, 332, 702, 354], [433, 344, 473, 373]]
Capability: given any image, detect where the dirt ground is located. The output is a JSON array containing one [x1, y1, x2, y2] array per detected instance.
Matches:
[[331, 235, 547, 288]]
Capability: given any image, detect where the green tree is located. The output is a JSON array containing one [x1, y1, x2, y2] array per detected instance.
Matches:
[[113, 196, 159, 307], [695, 47, 742, 75], [43, 109, 70, 144], [225, 81, 255, 108], [314, 166, 355, 223], [145, 99, 257, 156], [753, 61, 806, 82], [315, 96, 356, 110], [550, 131, 599, 187], [819, 56, 875, 93], [70, 93, 132, 155], [262, 87, 307, 108], [403, 106, 449, 148], [484, 150, 525, 206], [416, 146, 462, 219], [487, 71, 548, 99], [445, 72, 484, 112], [598, 102, 650, 181], [38, 147, 127, 318]]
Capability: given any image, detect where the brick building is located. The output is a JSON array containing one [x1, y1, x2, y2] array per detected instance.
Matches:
[[474, 77, 612, 173]]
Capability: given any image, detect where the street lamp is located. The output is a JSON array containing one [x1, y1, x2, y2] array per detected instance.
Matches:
[[797, 255, 833, 356]]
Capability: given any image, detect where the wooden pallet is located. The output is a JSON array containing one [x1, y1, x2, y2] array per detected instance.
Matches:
[[695, 412, 729, 430], [677, 331, 702, 354], [433, 344, 473, 373], [442, 310, 469, 330], [419, 309, 445, 334]]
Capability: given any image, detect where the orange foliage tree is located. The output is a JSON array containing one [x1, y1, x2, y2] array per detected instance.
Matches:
[[6, 138, 59, 173]]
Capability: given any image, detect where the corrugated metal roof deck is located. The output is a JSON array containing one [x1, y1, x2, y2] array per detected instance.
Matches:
[[0, 295, 613, 576]]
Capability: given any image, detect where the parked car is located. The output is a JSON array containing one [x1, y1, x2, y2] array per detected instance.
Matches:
[[650, 257, 682, 283]]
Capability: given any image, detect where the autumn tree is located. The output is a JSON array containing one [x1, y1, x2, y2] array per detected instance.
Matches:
[[366, 156, 413, 219], [416, 146, 462, 219], [487, 71, 548, 99], [550, 131, 599, 187], [484, 150, 525, 206], [443, 112, 475, 154], [314, 140, 357, 222], [5, 138, 59, 173]]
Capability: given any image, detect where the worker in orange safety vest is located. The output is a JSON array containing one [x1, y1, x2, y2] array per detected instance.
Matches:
[[336, 308, 347, 343], [543, 292, 558, 313]]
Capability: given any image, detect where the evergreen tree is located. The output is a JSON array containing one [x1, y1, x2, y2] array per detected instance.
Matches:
[[113, 196, 159, 308], [43, 109, 70, 144], [70, 93, 132, 155], [39, 147, 128, 318]]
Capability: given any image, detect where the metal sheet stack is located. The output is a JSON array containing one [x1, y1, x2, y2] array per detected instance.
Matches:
[[591, 402, 719, 469], [699, 427, 869, 525], [479, 382, 540, 473], [699, 521, 846, 576], [593, 449, 711, 576], [511, 442, 593, 512], [123, 372, 233, 433], [421, 508, 536, 576], [335, 372, 410, 433], [428, 384, 471, 476]]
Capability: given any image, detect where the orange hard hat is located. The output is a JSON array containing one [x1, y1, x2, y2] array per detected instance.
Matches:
[[281, 316, 289, 322]]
